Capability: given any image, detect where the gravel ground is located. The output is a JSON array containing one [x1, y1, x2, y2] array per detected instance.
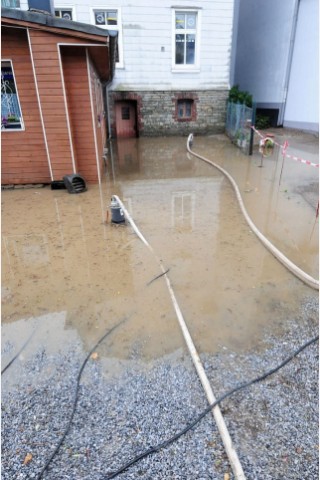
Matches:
[[2, 296, 318, 480]]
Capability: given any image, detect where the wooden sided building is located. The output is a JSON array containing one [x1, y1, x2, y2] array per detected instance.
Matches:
[[1, 7, 117, 185]]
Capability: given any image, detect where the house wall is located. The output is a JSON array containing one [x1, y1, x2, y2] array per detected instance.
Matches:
[[2, 27, 50, 185], [110, 1, 233, 91], [61, 46, 100, 182], [231, 0, 318, 132], [2, 22, 110, 185], [232, 0, 297, 109], [87, 56, 107, 180], [283, 0, 319, 132], [45, 0, 235, 135], [110, 89, 228, 137], [28, 28, 76, 180]]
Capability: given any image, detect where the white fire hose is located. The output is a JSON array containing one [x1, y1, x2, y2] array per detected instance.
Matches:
[[187, 134, 319, 291], [112, 195, 247, 480]]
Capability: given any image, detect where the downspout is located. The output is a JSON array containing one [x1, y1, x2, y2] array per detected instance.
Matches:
[[278, 0, 300, 125], [104, 31, 118, 141], [103, 79, 113, 140]]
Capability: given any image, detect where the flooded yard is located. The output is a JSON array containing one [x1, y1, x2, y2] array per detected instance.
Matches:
[[2, 133, 318, 361], [2, 133, 318, 480], [2, 131, 318, 358]]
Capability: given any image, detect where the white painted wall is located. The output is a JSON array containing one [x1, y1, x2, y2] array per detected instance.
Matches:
[[22, 0, 234, 91], [232, 0, 319, 131], [112, 1, 234, 90], [232, 0, 297, 105], [283, 0, 319, 131]]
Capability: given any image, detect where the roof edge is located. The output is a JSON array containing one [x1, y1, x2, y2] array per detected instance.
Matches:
[[1, 7, 118, 38]]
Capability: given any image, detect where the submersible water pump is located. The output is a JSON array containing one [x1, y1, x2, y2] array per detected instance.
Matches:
[[110, 196, 125, 224]]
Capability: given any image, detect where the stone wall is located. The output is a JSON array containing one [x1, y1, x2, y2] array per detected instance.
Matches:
[[109, 89, 228, 137]]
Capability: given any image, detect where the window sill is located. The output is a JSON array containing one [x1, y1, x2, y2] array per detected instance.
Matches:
[[171, 68, 200, 74], [2, 123, 24, 131]]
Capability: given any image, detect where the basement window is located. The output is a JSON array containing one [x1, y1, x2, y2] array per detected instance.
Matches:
[[1, 60, 24, 131], [177, 99, 193, 120]]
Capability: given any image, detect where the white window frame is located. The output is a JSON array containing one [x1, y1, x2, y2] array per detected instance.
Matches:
[[2, 0, 21, 8], [1, 59, 25, 132], [54, 6, 76, 21], [90, 7, 124, 69], [171, 8, 201, 73]]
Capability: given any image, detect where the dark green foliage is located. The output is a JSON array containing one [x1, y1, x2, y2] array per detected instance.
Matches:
[[255, 114, 271, 130], [228, 85, 253, 107]]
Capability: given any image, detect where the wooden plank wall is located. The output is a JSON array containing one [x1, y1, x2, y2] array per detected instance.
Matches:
[[88, 57, 106, 180], [2, 26, 108, 184], [2, 28, 50, 185], [61, 46, 98, 182], [28, 29, 75, 181]]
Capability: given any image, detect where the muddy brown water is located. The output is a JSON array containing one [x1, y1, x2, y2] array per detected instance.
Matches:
[[2, 135, 319, 363]]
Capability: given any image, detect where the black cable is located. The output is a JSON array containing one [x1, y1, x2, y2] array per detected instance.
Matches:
[[104, 335, 319, 479], [147, 268, 170, 286], [35, 317, 128, 480], [2, 331, 35, 375]]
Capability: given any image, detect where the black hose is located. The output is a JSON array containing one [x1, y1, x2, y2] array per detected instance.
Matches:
[[35, 317, 128, 480], [2, 331, 35, 375], [104, 335, 319, 479]]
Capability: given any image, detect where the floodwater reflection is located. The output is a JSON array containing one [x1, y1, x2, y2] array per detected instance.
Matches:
[[2, 135, 318, 362]]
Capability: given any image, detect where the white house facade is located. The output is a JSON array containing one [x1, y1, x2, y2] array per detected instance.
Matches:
[[17, 0, 235, 136], [231, 0, 319, 133]]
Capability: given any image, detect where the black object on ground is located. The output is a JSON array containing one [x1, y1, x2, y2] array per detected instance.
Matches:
[[63, 174, 87, 194], [50, 180, 66, 190]]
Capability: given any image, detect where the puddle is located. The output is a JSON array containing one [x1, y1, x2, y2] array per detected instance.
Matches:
[[2, 135, 318, 362]]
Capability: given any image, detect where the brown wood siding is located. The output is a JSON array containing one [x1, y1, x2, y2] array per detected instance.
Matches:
[[2, 28, 50, 185], [28, 29, 74, 180], [2, 23, 110, 185], [61, 46, 98, 182], [88, 57, 106, 181]]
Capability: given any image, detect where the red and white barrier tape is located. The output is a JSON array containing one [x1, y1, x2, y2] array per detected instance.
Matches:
[[251, 126, 319, 168]]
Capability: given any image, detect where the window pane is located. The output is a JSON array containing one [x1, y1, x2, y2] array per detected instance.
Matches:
[[175, 34, 185, 64], [121, 107, 130, 120], [185, 101, 192, 117], [177, 99, 193, 119], [95, 12, 106, 25], [178, 103, 184, 118], [186, 34, 195, 64], [2, 0, 20, 6], [106, 10, 117, 25], [1, 61, 23, 130], [61, 10, 72, 20], [175, 13, 185, 29], [186, 14, 196, 29]]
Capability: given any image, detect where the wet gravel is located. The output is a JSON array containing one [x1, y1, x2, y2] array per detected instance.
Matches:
[[2, 296, 318, 480]]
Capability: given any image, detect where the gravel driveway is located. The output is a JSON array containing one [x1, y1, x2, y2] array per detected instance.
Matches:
[[2, 295, 318, 480]]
